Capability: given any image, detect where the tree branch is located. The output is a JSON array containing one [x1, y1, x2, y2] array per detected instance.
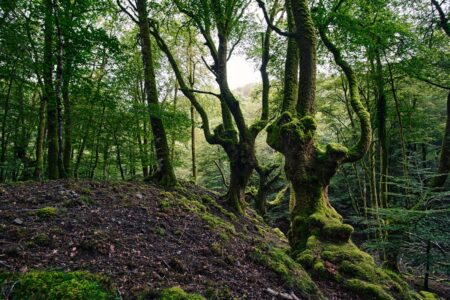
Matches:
[[255, 0, 297, 38]]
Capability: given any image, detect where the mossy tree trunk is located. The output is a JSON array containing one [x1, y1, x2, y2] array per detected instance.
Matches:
[[136, 0, 176, 187], [266, 1, 416, 298], [223, 142, 257, 214]]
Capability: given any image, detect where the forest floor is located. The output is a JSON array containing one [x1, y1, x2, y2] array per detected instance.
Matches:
[[0, 179, 361, 299]]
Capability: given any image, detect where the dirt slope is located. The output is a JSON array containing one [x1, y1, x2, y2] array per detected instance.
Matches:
[[0, 180, 356, 299]]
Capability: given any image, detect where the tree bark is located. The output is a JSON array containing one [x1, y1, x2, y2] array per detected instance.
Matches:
[[62, 55, 73, 177], [136, 0, 176, 187], [44, 0, 59, 179]]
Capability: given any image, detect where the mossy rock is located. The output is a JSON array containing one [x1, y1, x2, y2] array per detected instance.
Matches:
[[0, 270, 118, 299], [158, 286, 205, 300], [297, 235, 421, 300], [344, 279, 394, 300], [249, 245, 321, 298], [36, 206, 58, 219]]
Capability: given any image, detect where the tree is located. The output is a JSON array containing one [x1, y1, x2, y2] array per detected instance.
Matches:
[[145, 0, 276, 213], [429, 0, 450, 188], [260, 0, 416, 298], [119, 0, 177, 187], [43, 0, 59, 179]]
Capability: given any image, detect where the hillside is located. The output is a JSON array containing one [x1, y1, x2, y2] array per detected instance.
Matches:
[[0, 180, 360, 299]]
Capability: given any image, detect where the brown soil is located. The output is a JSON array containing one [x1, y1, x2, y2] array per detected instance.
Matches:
[[0, 179, 355, 299]]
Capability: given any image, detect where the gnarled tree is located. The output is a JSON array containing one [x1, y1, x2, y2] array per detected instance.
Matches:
[[145, 0, 278, 213], [261, 0, 419, 298]]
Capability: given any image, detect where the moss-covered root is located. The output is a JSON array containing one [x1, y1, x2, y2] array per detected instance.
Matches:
[[297, 236, 422, 300], [250, 245, 323, 299], [158, 287, 205, 300], [0, 270, 117, 299]]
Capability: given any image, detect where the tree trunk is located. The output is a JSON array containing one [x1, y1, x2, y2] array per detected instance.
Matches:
[[171, 83, 177, 162], [431, 91, 450, 188], [62, 56, 73, 177], [375, 51, 389, 209], [226, 146, 255, 214], [44, 0, 59, 179], [136, 0, 176, 187], [191, 104, 197, 183], [0, 67, 15, 181], [54, 3, 65, 178], [114, 132, 125, 180], [35, 93, 46, 179]]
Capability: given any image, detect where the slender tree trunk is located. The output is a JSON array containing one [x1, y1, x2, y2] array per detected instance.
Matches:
[[187, 35, 197, 184], [102, 138, 110, 180], [136, 0, 176, 187], [44, 0, 59, 179], [424, 240, 431, 291], [0, 67, 15, 181], [54, 2, 65, 178], [114, 132, 125, 180], [35, 93, 46, 179], [375, 52, 389, 209], [191, 105, 197, 183], [171, 83, 177, 162], [385, 55, 408, 178], [431, 91, 450, 188], [282, 0, 298, 112], [62, 56, 73, 177]]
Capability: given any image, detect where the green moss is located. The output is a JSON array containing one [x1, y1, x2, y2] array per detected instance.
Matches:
[[419, 291, 438, 300], [250, 245, 319, 297], [79, 195, 93, 205], [159, 199, 172, 211], [266, 122, 283, 151], [218, 231, 230, 242], [344, 279, 393, 300], [31, 233, 52, 247], [158, 287, 205, 300], [201, 212, 236, 235], [210, 242, 222, 256], [205, 285, 232, 299], [0, 271, 117, 299], [326, 143, 348, 161], [297, 250, 315, 268], [155, 226, 166, 236], [321, 223, 353, 242], [176, 196, 207, 214], [201, 195, 237, 220], [36, 206, 58, 219], [273, 228, 288, 242], [298, 235, 419, 300]]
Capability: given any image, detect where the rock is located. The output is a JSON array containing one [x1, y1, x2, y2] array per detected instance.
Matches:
[[13, 218, 23, 225], [136, 193, 143, 199]]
